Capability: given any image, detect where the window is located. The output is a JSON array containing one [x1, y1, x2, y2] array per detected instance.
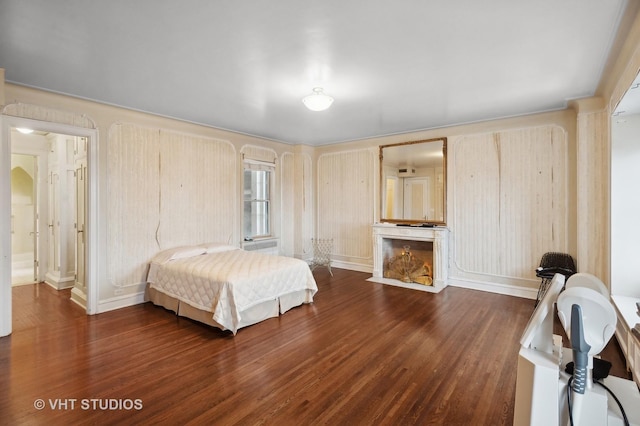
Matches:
[[243, 166, 272, 239]]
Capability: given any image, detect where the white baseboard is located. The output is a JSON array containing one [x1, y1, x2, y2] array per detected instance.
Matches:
[[447, 276, 537, 299], [332, 261, 538, 299], [70, 287, 87, 309], [329, 260, 373, 273], [367, 276, 444, 293], [92, 269, 535, 316], [45, 274, 75, 290], [97, 291, 146, 313]]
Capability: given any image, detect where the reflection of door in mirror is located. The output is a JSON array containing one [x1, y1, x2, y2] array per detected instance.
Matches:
[[404, 177, 431, 220]]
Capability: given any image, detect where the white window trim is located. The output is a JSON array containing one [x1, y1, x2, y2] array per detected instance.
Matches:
[[243, 159, 275, 240]]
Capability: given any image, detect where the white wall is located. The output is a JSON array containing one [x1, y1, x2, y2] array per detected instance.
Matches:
[[611, 113, 640, 296]]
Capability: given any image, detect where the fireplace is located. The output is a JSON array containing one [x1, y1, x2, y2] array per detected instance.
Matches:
[[383, 240, 433, 285], [370, 224, 448, 293]]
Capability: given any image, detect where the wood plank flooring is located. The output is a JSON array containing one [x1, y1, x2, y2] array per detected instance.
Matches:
[[0, 269, 628, 425]]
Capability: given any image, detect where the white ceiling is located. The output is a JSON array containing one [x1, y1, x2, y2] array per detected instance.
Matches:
[[0, 0, 630, 145]]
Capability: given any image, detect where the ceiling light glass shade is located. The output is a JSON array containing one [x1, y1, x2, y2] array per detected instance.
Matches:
[[302, 87, 334, 111], [16, 127, 34, 134]]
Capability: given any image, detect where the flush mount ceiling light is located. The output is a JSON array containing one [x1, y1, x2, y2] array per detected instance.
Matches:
[[302, 87, 334, 111], [16, 127, 34, 134]]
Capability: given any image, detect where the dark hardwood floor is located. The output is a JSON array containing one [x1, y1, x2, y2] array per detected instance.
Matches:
[[0, 269, 628, 425]]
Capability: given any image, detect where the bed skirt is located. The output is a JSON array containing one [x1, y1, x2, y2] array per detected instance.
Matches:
[[145, 285, 311, 332]]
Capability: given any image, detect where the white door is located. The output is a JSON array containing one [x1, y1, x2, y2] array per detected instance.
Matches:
[[403, 177, 431, 221], [31, 159, 39, 281], [75, 143, 87, 293], [48, 170, 59, 275], [35, 153, 49, 283]]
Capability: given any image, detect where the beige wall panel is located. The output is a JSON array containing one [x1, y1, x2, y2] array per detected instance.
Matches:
[[576, 110, 609, 279], [295, 152, 313, 258], [280, 152, 295, 257], [451, 133, 501, 275], [451, 126, 569, 281], [107, 124, 236, 288], [498, 126, 569, 278], [107, 124, 160, 287], [158, 130, 236, 248], [317, 149, 374, 262]]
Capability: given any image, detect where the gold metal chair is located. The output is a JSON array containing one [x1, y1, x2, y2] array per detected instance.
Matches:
[[310, 238, 333, 276]]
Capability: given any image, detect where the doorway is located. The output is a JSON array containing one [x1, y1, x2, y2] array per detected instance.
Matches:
[[1, 117, 98, 336], [11, 129, 87, 299], [11, 153, 38, 286]]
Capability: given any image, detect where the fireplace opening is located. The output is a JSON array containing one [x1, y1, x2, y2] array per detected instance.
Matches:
[[382, 239, 434, 285]]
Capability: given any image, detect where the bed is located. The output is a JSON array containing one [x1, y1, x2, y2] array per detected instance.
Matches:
[[146, 243, 318, 334]]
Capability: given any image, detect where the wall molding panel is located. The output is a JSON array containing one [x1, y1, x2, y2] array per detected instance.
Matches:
[[107, 123, 236, 291], [317, 149, 375, 265], [449, 125, 570, 287], [576, 109, 610, 281], [240, 144, 277, 163], [107, 124, 160, 292], [280, 152, 295, 257], [2, 102, 96, 129], [295, 151, 313, 260]]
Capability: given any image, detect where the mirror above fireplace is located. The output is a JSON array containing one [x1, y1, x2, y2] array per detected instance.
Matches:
[[379, 137, 447, 225]]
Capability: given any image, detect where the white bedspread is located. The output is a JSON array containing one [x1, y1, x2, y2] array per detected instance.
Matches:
[[147, 247, 317, 333]]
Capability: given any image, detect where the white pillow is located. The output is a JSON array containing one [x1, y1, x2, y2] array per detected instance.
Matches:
[[200, 242, 239, 254], [151, 245, 207, 264]]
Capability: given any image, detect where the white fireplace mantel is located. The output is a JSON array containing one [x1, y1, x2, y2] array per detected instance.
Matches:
[[370, 223, 449, 293]]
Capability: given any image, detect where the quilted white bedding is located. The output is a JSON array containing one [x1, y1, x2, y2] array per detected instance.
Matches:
[[146, 245, 318, 334]]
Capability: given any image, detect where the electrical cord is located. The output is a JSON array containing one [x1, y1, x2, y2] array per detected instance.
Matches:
[[595, 380, 630, 426], [566, 376, 631, 426], [567, 376, 574, 426]]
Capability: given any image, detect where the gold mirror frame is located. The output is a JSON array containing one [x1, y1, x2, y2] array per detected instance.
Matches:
[[379, 137, 447, 225]]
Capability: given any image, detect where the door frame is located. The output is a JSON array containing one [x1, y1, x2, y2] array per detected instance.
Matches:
[[1, 116, 98, 336]]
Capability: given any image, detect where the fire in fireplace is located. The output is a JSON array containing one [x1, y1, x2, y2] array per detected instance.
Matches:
[[383, 240, 433, 285]]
